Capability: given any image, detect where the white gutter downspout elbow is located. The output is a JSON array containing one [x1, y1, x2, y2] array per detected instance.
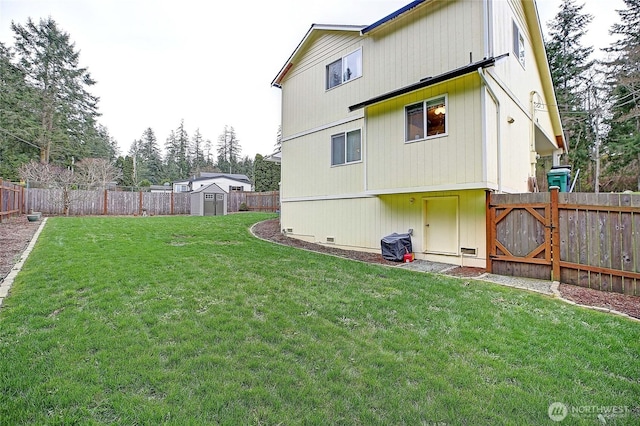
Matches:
[[478, 68, 502, 193]]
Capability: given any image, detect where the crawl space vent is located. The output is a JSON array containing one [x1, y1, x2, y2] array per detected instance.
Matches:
[[326, 237, 335, 243], [461, 247, 477, 256]]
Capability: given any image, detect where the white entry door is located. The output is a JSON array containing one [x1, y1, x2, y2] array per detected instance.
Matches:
[[423, 196, 459, 255]]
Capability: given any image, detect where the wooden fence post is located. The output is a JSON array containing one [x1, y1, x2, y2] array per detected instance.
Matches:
[[20, 185, 24, 215], [550, 187, 561, 281], [103, 190, 108, 215], [139, 191, 143, 216], [485, 190, 493, 273], [170, 191, 174, 215]]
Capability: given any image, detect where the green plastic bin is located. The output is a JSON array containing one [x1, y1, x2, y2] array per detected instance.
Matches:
[[547, 168, 570, 192]]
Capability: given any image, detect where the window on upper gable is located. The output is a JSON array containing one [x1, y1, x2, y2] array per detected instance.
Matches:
[[513, 21, 525, 67], [405, 95, 447, 142], [331, 129, 361, 166], [326, 49, 362, 90]]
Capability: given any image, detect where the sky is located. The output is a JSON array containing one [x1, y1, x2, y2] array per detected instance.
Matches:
[[0, 0, 626, 160]]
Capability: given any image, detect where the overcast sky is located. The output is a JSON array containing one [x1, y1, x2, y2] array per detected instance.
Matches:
[[0, 0, 625, 160]]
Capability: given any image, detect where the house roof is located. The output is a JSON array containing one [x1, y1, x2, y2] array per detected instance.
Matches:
[[264, 151, 282, 164], [271, 24, 365, 87], [360, 0, 426, 34], [273, 0, 565, 151], [191, 183, 227, 194], [176, 174, 250, 186]]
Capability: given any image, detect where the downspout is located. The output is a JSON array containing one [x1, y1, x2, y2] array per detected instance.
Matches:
[[529, 91, 545, 171], [478, 68, 502, 193]]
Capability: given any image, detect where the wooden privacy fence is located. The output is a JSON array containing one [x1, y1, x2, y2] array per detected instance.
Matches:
[[25, 188, 190, 216], [0, 180, 24, 223], [487, 188, 640, 296], [228, 191, 279, 212]]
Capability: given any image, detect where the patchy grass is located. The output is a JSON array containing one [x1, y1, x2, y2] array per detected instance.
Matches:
[[0, 214, 638, 425]]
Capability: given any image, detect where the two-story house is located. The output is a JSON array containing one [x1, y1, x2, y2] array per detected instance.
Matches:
[[272, 0, 565, 268]]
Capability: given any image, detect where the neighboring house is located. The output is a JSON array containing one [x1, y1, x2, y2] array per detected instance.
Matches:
[[172, 173, 252, 193], [149, 184, 172, 193], [264, 151, 282, 164], [272, 0, 565, 268]]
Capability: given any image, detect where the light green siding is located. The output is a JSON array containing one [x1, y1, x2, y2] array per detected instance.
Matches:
[[280, 189, 487, 267], [365, 75, 483, 192]]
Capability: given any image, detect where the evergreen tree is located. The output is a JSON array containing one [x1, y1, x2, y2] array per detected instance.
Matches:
[[138, 127, 163, 184], [545, 0, 595, 189], [175, 120, 190, 178], [11, 17, 99, 164], [0, 42, 40, 179], [274, 125, 282, 151], [603, 0, 640, 190], [253, 154, 280, 192], [189, 128, 206, 174], [216, 125, 241, 173], [115, 155, 135, 188]]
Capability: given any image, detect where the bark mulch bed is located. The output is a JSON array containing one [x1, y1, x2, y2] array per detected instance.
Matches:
[[1, 216, 638, 319]]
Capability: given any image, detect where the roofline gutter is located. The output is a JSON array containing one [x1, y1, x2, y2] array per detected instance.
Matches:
[[348, 54, 508, 112], [360, 0, 426, 34]]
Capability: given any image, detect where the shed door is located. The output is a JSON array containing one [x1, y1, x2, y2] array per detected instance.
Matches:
[[423, 196, 459, 255], [215, 194, 224, 215], [203, 193, 216, 216]]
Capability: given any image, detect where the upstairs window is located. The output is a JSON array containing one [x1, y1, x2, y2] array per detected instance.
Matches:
[[331, 129, 361, 166], [405, 95, 447, 142], [326, 49, 362, 90], [513, 21, 525, 67]]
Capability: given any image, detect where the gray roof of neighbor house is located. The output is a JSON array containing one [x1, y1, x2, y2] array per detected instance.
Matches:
[[192, 173, 251, 184]]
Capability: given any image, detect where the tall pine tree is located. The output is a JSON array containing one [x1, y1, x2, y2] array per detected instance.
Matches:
[[11, 17, 99, 165], [545, 0, 595, 190], [604, 0, 640, 190], [216, 125, 241, 173]]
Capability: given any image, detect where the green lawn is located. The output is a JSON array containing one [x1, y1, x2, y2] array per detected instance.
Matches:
[[0, 214, 638, 425]]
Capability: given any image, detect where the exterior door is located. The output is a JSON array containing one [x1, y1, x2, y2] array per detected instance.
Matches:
[[423, 196, 459, 255], [203, 193, 216, 216], [215, 194, 225, 215]]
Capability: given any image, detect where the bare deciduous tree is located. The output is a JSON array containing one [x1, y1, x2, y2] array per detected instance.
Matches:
[[75, 158, 121, 189]]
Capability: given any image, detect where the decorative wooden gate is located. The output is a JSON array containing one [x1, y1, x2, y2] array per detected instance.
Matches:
[[486, 191, 554, 281], [487, 188, 640, 296]]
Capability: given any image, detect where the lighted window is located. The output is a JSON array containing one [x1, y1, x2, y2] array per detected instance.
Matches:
[[331, 129, 361, 166], [326, 49, 362, 89], [405, 95, 447, 142]]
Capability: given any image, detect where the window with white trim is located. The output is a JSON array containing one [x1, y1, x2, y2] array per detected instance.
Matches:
[[513, 20, 525, 67], [405, 95, 447, 142], [229, 185, 243, 192], [326, 49, 362, 90], [331, 129, 361, 166]]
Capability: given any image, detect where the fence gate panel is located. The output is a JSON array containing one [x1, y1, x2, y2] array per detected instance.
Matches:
[[487, 192, 552, 280]]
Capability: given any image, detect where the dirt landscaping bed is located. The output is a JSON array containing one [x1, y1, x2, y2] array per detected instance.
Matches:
[[0, 215, 42, 283]]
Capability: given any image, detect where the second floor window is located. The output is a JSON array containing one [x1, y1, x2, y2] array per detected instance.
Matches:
[[326, 49, 362, 90], [405, 95, 447, 142]]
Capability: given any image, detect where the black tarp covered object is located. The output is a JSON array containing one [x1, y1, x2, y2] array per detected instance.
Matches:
[[381, 233, 412, 261]]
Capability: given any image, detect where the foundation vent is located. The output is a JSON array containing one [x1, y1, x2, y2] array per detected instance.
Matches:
[[326, 236, 335, 243], [461, 247, 477, 256], [285, 228, 293, 233]]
